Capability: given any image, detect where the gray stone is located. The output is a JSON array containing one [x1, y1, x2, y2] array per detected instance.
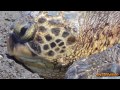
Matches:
[[0, 54, 3, 60], [65, 44, 120, 79]]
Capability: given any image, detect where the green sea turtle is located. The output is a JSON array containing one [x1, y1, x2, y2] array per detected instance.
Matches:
[[7, 11, 120, 79]]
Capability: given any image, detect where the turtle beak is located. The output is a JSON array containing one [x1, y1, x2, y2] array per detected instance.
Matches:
[[7, 33, 34, 59], [7, 33, 17, 56]]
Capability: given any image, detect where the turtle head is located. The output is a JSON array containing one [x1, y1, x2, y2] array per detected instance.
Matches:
[[11, 20, 36, 42], [7, 19, 37, 57]]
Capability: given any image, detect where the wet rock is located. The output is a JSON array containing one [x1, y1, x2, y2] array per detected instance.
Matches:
[[65, 44, 120, 79]]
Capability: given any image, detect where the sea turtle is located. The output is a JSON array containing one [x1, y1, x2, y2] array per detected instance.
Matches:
[[7, 11, 120, 79]]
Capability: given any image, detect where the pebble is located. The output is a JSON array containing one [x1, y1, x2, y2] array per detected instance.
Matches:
[[0, 54, 3, 60]]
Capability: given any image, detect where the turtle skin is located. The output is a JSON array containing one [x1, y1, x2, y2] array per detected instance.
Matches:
[[7, 11, 120, 79]]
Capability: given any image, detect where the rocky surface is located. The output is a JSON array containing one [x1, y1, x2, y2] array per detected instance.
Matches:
[[0, 11, 41, 79], [65, 44, 120, 79]]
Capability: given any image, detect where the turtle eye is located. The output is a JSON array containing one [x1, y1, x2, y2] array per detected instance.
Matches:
[[13, 21, 36, 42], [13, 23, 30, 37], [19, 26, 28, 37]]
